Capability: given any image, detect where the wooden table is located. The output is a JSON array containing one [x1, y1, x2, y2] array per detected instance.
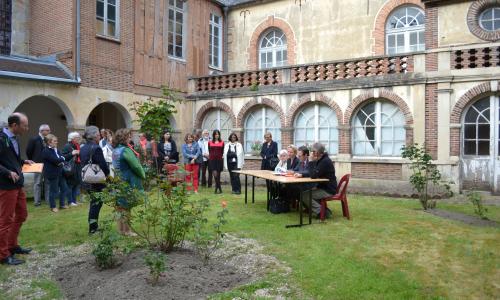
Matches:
[[234, 170, 328, 228]]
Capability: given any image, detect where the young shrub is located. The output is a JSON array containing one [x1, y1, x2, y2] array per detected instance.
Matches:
[[91, 220, 121, 269], [132, 183, 206, 252], [401, 144, 452, 210], [467, 190, 489, 220], [193, 200, 229, 265], [144, 250, 168, 286]]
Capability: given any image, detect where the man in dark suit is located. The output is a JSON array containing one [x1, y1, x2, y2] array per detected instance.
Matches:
[[26, 124, 50, 206], [286, 145, 300, 171], [305, 142, 337, 219], [0, 113, 34, 265]]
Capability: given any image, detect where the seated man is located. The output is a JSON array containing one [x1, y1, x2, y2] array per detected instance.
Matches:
[[285, 146, 314, 206], [304, 142, 337, 219]]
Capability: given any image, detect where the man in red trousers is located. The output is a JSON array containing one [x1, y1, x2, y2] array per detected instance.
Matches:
[[0, 112, 34, 265]]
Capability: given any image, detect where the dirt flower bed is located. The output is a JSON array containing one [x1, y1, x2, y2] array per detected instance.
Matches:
[[1, 235, 295, 299]]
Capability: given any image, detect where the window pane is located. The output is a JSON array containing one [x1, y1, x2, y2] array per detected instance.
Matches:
[[108, 0, 116, 5], [464, 141, 476, 155], [388, 34, 395, 47], [410, 32, 417, 46], [478, 141, 490, 155], [478, 124, 490, 139], [175, 46, 182, 57], [176, 12, 183, 22], [96, 1, 104, 18], [464, 124, 476, 139], [168, 44, 173, 55], [97, 19, 105, 35], [176, 0, 183, 9], [107, 21, 116, 37], [108, 4, 116, 21]]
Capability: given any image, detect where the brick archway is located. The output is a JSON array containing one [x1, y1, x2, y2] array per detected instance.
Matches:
[[371, 0, 424, 55], [449, 82, 498, 156], [236, 98, 285, 128], [247, 16, 296, 70], [286, 94, 343, 127], [344, 90, 413, 125], [194, 101, 236, 130], [342, 89, 414, 154]]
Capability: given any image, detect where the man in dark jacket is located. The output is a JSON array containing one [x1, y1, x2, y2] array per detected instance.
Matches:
[[26, 124, 50, 206], [0, 113, 34, 265], [307, 142, 337, 219]]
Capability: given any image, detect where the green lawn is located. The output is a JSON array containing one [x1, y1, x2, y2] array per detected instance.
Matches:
[[2, 188, 499, 299]]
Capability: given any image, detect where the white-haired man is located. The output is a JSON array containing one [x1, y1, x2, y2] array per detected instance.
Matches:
[[26, 124, 51, 206]]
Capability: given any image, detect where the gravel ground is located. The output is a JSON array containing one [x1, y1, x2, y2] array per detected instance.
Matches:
[[1, 235, 302, 299]]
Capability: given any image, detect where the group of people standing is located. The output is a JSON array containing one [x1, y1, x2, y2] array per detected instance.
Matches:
[[178, 129, 244, 195]]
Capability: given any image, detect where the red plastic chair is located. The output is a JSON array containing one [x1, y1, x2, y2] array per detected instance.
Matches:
[[320, 174, 351, 221]]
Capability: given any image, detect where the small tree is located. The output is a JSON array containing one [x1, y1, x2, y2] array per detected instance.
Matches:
[[401, 144, 451, 210], [129, 86, 183, 142]]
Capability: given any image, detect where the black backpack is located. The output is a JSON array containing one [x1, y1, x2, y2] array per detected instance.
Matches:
[[269, 197, 290, 214]]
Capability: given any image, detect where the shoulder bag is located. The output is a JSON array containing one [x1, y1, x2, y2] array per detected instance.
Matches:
[[81, 146, 106, 184]]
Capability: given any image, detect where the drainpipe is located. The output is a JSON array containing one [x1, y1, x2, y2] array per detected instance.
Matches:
[[223, 6, 229, 72], [75, 0, 81, 82]]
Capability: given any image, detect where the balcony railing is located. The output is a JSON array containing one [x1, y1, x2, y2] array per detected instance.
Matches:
[[191, 55, 413, 93], [451, 46, 500, 70]]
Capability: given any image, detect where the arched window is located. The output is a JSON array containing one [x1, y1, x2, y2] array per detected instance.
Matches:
[[479, 7, 500, 31], [244, 107, 281, 151], [294, 104, 338, 154], [386, 6, 425, 55], [259, 28, 287, 69], [201, 109, 232, 141], [463, 98, 491, 156], [352, 101, 406, 156]]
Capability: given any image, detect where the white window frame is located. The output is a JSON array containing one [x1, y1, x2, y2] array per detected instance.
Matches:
[[259, 29, 287, 69], [352, 101, 406, 157], [479, 7, 500, 32], [201, 109, 231, 141], [462, 97, 492, 156], [209, 13, 223, 70], [168, 0, 187, 60], [244, 107, 281, 151], [96, 0, 120, 39], [294, 104, 338, 154], [385, 6, 425, 55]]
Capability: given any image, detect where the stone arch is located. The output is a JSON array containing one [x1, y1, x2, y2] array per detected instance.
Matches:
[[286, 94, 343, 128], [11, 94, 75, 127], [344, 89, 413, 125], [194, 101, 236, 130], [449, 82, 498, 156], [247, 16, 296, 70], [13, 95, 75, 157], [236, 97, 285, 128], [371, 0, 425, 55], [86, 101, 133, 131]]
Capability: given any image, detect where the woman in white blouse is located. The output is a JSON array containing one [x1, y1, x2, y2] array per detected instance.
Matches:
[[223, 133, 244, 194], [274, 149, 288, 173]]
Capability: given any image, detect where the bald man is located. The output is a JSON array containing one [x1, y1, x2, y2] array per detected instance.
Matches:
[[0, 113, 34, 265]]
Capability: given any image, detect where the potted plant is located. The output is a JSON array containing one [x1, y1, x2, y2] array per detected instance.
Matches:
[[250, 140, 262, 156]]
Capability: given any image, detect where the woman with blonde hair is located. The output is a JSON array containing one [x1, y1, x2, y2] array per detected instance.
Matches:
[[42, 134, 70, 212]]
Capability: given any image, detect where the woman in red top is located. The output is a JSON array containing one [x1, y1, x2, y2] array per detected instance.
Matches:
[[208, 130, 224, 194]]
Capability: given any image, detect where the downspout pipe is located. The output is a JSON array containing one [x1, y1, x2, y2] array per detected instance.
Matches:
[[75, 0, 81, 82], [223, 6, 229, 72]]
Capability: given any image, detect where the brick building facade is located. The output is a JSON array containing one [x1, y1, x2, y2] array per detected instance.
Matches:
[[0, 0, 499, 195]]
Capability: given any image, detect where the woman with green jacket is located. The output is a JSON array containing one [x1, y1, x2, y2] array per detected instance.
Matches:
[[112, 128, 145, 236]]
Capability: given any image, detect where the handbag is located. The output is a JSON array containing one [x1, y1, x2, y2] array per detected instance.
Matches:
[[62, 158, 75, 178], [81, 146, 106, 184], [269, 156, 280, 170], [269, 196, 290, 214]]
